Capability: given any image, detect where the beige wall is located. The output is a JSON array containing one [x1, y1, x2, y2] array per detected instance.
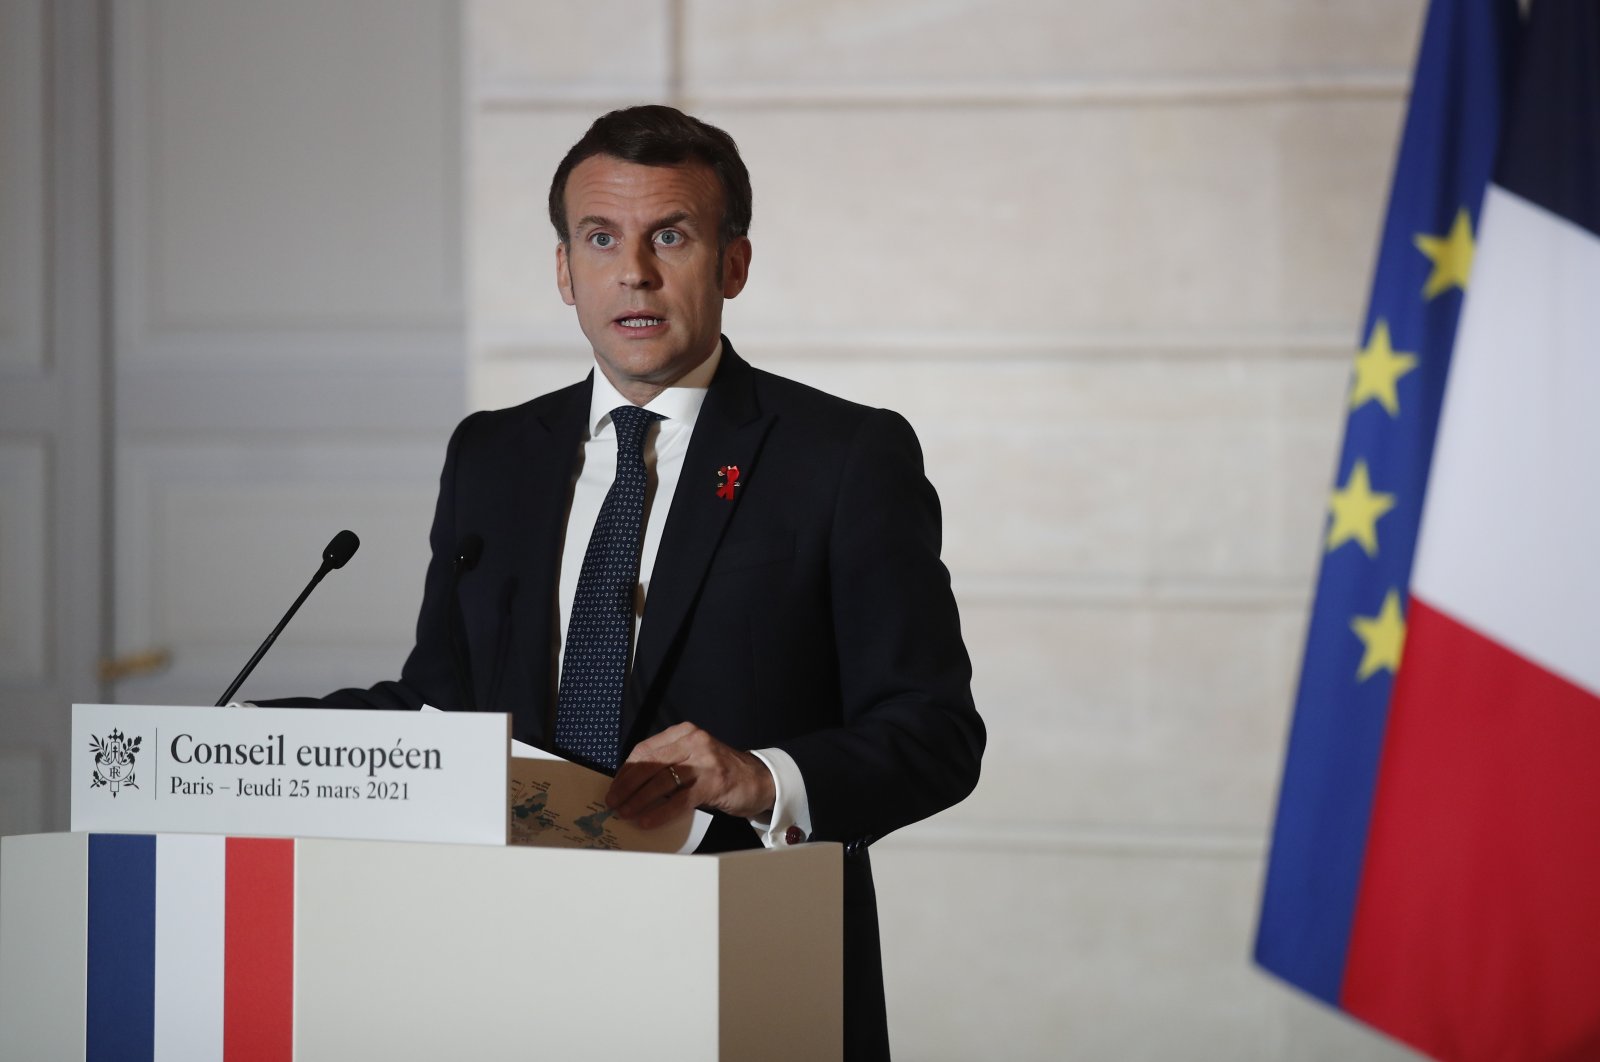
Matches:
[[468, 2, 1429, 1059]]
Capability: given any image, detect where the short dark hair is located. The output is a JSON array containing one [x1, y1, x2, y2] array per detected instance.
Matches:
[[548, 105, 753, 249]]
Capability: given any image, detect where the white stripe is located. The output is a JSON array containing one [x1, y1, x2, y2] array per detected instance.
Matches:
[[154, 834, 225, 1061], [1412, 184, 1600, 697]]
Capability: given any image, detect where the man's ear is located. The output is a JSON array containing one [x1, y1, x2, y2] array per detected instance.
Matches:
[[721, 236, 752, 299], [556, 241, 576, 306]]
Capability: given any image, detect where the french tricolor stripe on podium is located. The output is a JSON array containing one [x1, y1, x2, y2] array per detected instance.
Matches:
[[86, 835, 294, 1062]]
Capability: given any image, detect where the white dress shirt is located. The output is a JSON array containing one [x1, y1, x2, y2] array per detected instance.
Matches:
[[556, 343, 812, 848]]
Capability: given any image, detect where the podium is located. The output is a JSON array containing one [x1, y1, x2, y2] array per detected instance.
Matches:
[[0, 832, 843, 1061]]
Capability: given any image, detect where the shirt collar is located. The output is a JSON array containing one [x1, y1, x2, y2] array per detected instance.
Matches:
[[587, 339, 722, 438]]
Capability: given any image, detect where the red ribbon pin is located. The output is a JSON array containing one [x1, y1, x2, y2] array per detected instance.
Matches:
[[715, 465, 740, 500]]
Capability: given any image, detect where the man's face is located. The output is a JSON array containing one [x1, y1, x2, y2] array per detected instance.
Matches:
[[556, 155, 751, 404]]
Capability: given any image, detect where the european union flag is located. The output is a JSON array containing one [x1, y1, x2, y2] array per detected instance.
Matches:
[[1255, 0, 1517, 1009]]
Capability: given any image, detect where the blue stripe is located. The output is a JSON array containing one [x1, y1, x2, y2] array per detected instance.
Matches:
[[1254, 0, 1518, 1004], [1496, 0, 1600, 239], [87, 834, 156, 1062]]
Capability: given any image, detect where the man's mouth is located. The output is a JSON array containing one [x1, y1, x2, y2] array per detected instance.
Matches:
[[617, 316, 664, 329]]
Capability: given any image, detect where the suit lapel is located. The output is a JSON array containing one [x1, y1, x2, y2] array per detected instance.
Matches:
[[624, 343, 774, 745], [507, 376, 590, 747]]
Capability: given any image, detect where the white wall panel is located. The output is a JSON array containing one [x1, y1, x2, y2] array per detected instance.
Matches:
[[114, 440, 440, 701], [108, 0, 467, 712], [871, 844, 1419, 1061], [476, 100, 1400, 347], [472, 0, 670, 102], [949, 599, 1305, 836], [718, 103, 1397, 342], [114, 0, 463, 371], [685, 0, 1424, 94], [770, 355, 1344, 588], [0, 0, 46, 373], [0, 440, 48, 681], [471, 109, 601, 345], [470, 354, 598, 414]]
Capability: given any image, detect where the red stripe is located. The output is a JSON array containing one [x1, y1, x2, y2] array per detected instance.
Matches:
[[1343, 598, 1600, 1061], [224, 838, 294, 1062]]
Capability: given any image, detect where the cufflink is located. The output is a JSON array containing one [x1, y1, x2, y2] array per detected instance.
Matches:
[[784, 825, 806, 846]]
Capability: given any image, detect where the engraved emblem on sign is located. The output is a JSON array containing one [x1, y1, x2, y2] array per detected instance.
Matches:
[[89, 729, 143, 796]]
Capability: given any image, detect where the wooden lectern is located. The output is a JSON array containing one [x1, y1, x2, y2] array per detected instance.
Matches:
[[0, 832, 842, 1061]]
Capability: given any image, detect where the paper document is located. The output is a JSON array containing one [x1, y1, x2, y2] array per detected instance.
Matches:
[[422, 706, 712, 853]]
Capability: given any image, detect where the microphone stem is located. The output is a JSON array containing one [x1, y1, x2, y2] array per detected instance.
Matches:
[[447, 567, 476, 711], [215, 563, 331, 706]]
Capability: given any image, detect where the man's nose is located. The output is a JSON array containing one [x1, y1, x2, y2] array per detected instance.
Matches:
[[618, 241, 660, 288]]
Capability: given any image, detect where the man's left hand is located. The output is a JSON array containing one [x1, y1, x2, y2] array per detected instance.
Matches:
[[607, 722, 776, 829]]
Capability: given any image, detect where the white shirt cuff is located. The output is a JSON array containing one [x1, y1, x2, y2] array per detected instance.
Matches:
[[747, 747, 813, 848]]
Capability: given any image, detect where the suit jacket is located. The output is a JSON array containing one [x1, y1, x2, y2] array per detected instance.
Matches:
[[273, 340, 984, 1058]]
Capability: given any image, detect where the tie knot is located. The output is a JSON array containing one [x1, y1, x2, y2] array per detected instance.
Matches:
[[608, 405, 663, 455]]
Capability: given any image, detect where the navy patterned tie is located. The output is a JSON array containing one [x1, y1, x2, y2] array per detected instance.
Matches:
[[555, 404, 663, 771]]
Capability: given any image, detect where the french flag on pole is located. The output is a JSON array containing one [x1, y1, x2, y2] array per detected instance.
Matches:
[[1257, 1, 1600, 1059], [88, 835, 294, 1062]]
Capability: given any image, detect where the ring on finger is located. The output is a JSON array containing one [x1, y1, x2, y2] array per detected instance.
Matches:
[[667, 765, 684, 790]]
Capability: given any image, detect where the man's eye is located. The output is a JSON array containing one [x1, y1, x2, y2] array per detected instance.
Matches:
[[655, 230, 682, 247], [589, 233, 614, 248]]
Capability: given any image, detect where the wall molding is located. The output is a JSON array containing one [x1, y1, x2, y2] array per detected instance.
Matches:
[[879, 819, 1266, 860], [476, 331, 1356, 364], [477, 70, 1408, 113], [952, 574, 1309, 612]]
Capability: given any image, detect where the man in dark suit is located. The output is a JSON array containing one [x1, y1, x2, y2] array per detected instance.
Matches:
[[280, 105, 983, 1060]]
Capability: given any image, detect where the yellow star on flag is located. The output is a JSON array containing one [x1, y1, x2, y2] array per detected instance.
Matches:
[[1327, 460, 1397, 557], [1350, 320, 1418, 416], [1351, 589, 1407, 682], [1413, 208, 1475, 299]]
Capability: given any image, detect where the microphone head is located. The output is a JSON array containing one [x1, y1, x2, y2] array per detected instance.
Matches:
[[323, 529, 360, 570], [456, 533, 484, 573]]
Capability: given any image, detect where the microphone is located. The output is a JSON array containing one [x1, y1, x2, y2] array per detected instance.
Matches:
[[214, 530, 361, 706], [447, 534, 483, 710]]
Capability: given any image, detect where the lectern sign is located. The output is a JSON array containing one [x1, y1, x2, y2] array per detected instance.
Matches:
[[71, 704, 509, 844]]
